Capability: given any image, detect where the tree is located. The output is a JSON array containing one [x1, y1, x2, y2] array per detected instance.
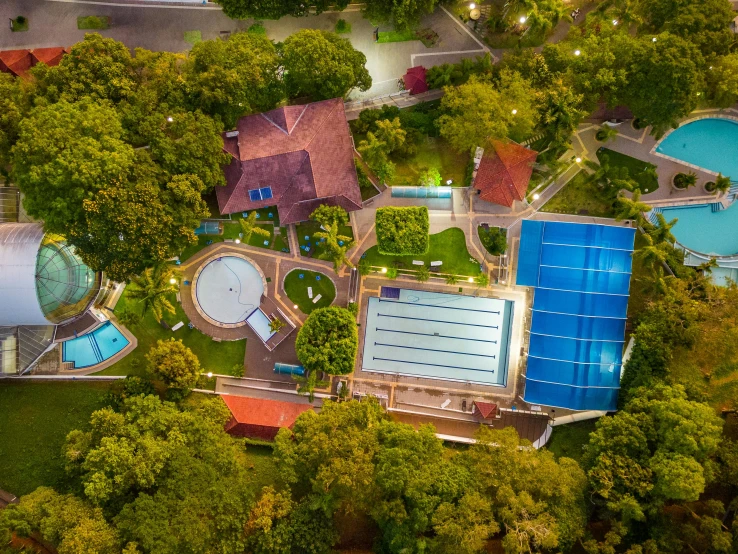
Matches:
[[583, 384, 724, 525], [0, 487, 122, 554], [634, 234, 671, 275], [281, 30, 371, 100], [706, 54, 738, 109], [184, 32, 283, 128], [269, 317, 286, 334], [358, 132, 390, 168], [416, 265, 430, 282], [147, 338, 201, 390], [310, 205, 354, 272], [0, 72, 25, 175], [11, 99, 135, 235], [438, 75, 536, 153], [479, 226, 507, 256], [476, 273, 490, 288], [293, 371, 330, 403], [240, 211, 271, 244], [714, 173, 732, 194], [418, 167, 441, 187], [363, 0, 439, 30], [615, 190, 651, 224], [537, 78, 586, 149], [375, 206, 430, 255], [73, 169, 209, 281], [295, 307, 358, 376], [126, 264, 177, 321], [431, 491, 499, 554], [29, 33, 136, 104], [646, 213, 677, 245], [623, 35, 704, 137]]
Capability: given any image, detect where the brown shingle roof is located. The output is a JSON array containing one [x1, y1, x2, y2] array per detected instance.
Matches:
[[221, 394, 313, 441], [475, 140, 537, 208], [217, 98, 362, 225]]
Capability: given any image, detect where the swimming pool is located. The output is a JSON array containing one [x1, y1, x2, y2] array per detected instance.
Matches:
[[361, 287, 514, 386], [246, 308, 276, 342], [655, 118, 738, 179], [194, 255, 264, 325], [62, 321, 129, 369], [655, 203, 738, 257]]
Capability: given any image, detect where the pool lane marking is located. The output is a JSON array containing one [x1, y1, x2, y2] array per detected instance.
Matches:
[[375, 327, 497, 344], [374, 342, 496, 359], [377, 313, 499, 329], [377, 297, 501, 315], [371, 356, 495, 374]]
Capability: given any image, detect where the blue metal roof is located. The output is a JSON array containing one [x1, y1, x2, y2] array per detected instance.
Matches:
[[517, 220, 636, 411]]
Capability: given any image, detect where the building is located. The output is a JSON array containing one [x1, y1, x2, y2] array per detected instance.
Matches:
[[474, 140, 538, 208], [0, 47, 68, 78], [402, 66, 429, 95], [221, 394, 314, 440], [516, 220, 636, 411], [0, 223, 101, 374], [217, 98, 362, 225]]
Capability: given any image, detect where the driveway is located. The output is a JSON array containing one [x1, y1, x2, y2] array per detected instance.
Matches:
[[0, 0, 486, 98]]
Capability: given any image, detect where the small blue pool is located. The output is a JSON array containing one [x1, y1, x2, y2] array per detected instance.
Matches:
[[656, 118, 738, 179], [63, 321, 129, 369], [656, 203, 738, 257]]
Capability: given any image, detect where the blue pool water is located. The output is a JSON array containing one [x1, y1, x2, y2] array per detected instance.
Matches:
[[657, 203, 738, 256], [656, 118, 738, 179], [63, 321, 129, 369], [246, 308, 276, 343]]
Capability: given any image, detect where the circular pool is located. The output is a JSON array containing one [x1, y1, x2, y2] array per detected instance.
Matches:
[[193, 255, 265, 327]]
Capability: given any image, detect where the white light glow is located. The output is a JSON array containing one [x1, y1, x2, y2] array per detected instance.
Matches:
[[574, 49, 581, 56], [169, 278, 177, 284], [652, 37, 657, 42], [469, 2, 475, 8], [468, 277, 474, 283], [576, 157, 582, 163], [533, 193, 540, 200], [512, 109, 518, 115], [167, 116, 173, 122], [612, 19, 618, 25], [446, 179, 453, 185], [519, 16, 526, 23], [235, 238, 241, 244], [381, 267, 387, 273], [207, 372, 213, 378]]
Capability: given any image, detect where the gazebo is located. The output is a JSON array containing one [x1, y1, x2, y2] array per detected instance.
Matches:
[[402, 66, 429, 95], [474, 140, 538, 208]]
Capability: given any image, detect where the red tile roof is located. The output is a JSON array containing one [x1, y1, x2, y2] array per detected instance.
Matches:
[[474, 140, 538, 208], [221, 394, 313, 440], [0, 47, 68, 78], [217, 98, 362, 225], [403, 66, 428, 95], [473, 401, 498, 420]]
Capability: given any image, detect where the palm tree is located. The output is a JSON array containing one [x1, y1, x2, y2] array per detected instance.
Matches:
[[294, 371, 329, 403], [127, 265, 177, 321], [646, 213, 677, 245], [715, 173, 732, 195], [476, 273, 490, 288], [239, 212, 270, 244], [314, 220, 354, 273], [634, 234, 671, 274], [615, 190, 652, 225], [269, 317, 285, 334], [697, 257, 719, 274], [445, 274, 459, 285], [595, 125, 619, 142]]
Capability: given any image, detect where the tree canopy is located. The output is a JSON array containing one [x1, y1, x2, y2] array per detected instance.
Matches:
[[282, 30, 372, 100], [146, 339, 202, 391], [295, 307, 359, 376], [375, 206, 430, 255]]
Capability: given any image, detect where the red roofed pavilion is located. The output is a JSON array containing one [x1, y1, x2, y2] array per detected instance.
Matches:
[[474, 140, 538, 208], [473, 401, 498, 420], [0, 47, 69, 78], [221, 394, 314, 441], [217, 98, 362, 225], [402, 66, 428, 95]]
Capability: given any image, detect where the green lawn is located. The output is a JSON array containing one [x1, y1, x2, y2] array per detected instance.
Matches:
[[283, 269, 336, 314], [362, 228, 481, 277], [545, 420, 597, 462], [541, 171, 618, 218], [296, 220, 354, 261], [184, 30, 202, 45], [377, 30, 416, 43], [597, 148, 659, 194], [11, 17, 28, 32], [97, 287, 246, 378], [392, 137, 468, 187], [77, 15, 110, 29], [243, 445, 281, 492], [0, 381, 112, 496]]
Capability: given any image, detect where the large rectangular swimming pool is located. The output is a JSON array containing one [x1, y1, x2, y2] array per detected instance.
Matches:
[[361, 288, 514, 386]]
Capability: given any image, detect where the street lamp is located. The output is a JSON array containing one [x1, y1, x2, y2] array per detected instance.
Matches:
[[574, 49, 581, 56], [167, 116, 174, 122], [293, 304, 298, 309], [235, 238, 241, 244], [469, 2, 475, 8], [519, 15, 526, 23], [381, 267, 387, 273], [512, 109, 518, 115], [576, 157, 582, 163], [612, 19, 618, 25], [207, 372, 213, 378], [169, 278, 177, 285], [468, 277, 474, 283], [533, 193, 540, 200], [652, 37, 657, 42]]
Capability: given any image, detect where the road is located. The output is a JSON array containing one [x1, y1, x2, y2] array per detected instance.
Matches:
[[0, 0, 488, 98]]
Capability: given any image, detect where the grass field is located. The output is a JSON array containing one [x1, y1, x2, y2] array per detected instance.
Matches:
[[597, 148, 659, 194], [545, 420, 597, 462], [183, 30, 202, 45], [283, 269, 336, 314], [296, 220, 354, 262], [11, 17, 28, 32], [377, 30, 416, 43], [0, 381, 112, 496], [97, 287, 246, 377], [541, 171, 617, 218], [362, 228, 481, 277], [180, 216, 289, 262], [392, 138, 468, 187], [77, 15, 110, 29]]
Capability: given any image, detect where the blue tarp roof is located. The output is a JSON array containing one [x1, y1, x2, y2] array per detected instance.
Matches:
[[517, 220, 636, 411]]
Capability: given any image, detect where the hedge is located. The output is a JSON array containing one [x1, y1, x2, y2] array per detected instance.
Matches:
[[375, 206, 429, 255]]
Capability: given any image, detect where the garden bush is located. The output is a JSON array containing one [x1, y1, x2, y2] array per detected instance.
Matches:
[[479, 226, 507, 255], [295, 307, 358, 376], [335, 19, 351, 34], [673, 172, 697, 189], [376, 206, 429, 255]]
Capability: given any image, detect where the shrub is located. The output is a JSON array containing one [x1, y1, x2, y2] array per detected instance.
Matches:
[[356, 165, 374, 191], [295, 307, 358, 376], [104, 376, 157, 411], [418, 167, 441, 187], [375, 206, 430, 255], [147, 338, 201, 391], [387, 267, 399, 279], [248, 22, 266, 35], [416, 266, 430, 282], [335, 19, 351, 34], [479, 226, 507, 255], [673, 172, 697, 189]]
